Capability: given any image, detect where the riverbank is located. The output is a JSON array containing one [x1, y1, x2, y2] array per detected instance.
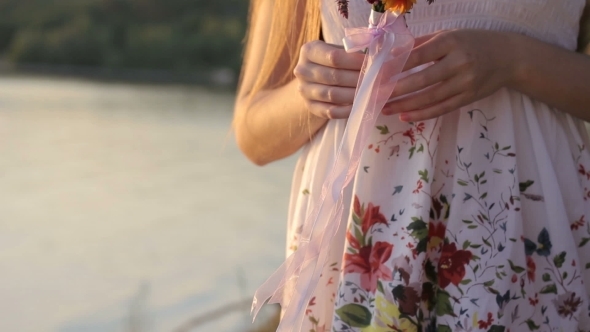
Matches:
[[0, 59, 236, 89]]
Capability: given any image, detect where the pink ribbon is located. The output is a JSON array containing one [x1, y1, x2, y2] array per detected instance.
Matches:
[[251, 10, 414, 331]]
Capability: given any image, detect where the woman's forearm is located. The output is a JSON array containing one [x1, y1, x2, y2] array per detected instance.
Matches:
[[234, 80, 328, 166], [508, 33, 590, 119]]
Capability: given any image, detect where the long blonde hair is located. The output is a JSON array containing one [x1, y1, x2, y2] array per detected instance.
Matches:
[[579, 1, 590, 52], [240, 0, 321, 96]]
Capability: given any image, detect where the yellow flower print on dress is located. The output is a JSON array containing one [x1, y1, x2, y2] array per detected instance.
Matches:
[[361, 290, 418, 332]]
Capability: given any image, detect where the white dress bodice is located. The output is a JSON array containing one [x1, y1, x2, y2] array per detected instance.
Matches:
[[320, 0, 586, 50]]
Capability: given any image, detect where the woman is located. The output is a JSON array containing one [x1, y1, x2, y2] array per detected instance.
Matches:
[[234, 0, 590, 330]]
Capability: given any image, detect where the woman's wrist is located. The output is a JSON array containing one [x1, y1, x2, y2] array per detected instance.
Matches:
[[502, 32, 531, 92], [495, 31, 590, 119]]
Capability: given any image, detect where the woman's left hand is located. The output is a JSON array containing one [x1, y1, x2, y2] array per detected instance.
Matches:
[[382, 29, 521, 122]]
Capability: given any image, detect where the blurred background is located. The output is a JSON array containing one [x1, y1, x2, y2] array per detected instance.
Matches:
[[0, 1, 589, 332], [0, 0, 287, 331]]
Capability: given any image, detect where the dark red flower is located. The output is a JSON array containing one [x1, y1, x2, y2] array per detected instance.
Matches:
[[360, 202, 388, 234], [428, 222, 446, 239], [344, 241, 393, 292], [438, 243, 472, 288], [392, 285, 420, 315]]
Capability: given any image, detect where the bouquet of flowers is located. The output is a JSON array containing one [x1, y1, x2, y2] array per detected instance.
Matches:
[[338, 0, 419, 18]]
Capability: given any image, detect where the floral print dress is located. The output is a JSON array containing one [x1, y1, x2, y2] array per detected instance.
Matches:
[[284, 0, 590, 331]]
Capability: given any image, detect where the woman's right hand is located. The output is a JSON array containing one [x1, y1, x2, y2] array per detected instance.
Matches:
[[293, 40, 366, 119]]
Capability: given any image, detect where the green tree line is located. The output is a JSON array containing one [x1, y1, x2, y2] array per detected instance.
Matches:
[[0, 0, 248, 77], [1, 1, 588, 80]]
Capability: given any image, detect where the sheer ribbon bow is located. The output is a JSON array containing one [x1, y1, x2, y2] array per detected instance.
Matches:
[[251, 10, 415, 331]]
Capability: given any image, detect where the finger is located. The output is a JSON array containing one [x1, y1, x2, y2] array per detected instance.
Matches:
[[412, 31, 444, 48], [306, 100, 352, 119], [390, 58, 458, 99], [299, 82, 357, 105], [301, 41, 365, 70], [398, 93, 465, 122], [403, 32, 451, 72], [383, 82, 459, 114], [293, 63, 360, 87]]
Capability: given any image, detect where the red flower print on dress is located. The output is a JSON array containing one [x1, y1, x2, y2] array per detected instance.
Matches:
[[415, 122, 425, 134], [571, 215, 585, 231], [413, 180, 423, 194], [429, 222, 446, 238], [346, 228, 361, 250], [553, 292, 582, 319], [403, 128, 416, 145], [427, 222, 446, 251], [356, 199, 388, 234], [438, 243, 473, 288], [478, 312, 494, 329], [353, 195, 362, 216], [526, 255, 536, 282], [344, 241, 393, 292], [579, 164, 590, 180], [305, 296, 316, 315]]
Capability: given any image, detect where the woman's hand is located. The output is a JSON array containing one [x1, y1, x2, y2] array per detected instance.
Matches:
[[382, 29, 520, 122], [293, 40, 366, 119]]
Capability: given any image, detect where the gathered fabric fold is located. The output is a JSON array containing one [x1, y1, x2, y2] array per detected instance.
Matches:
[[251, 10, 415, 331]]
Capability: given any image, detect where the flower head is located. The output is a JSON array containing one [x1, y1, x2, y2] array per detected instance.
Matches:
[[361, 202, 388, 234], [382, 0, 416, 14], [553, 292, 582, 319], [438, 243, 473, 288], [344, 241, 393, 292]]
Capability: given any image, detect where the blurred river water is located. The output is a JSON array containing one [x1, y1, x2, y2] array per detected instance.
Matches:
[[0, 75, 293, 332]]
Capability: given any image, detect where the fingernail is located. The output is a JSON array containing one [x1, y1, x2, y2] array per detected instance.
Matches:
[[399, 113, 410, 122]]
